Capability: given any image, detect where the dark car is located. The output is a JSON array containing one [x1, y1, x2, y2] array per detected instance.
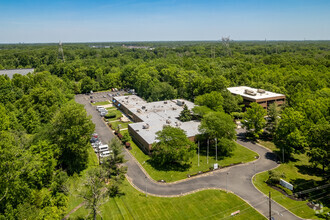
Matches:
[[90, 137, 99, 143]]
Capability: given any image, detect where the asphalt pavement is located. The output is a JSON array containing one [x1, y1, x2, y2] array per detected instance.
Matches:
[[75, 94, 302, 220]]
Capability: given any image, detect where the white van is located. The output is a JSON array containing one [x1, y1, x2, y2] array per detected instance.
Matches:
[[100, 150, 112, 158], [98, 144, 109, 153], [96, 106, 105, 112]]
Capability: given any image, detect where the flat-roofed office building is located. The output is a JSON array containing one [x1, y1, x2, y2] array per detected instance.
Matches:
[[0, 68, 34, 79], [113, 95, 200, 154], [227, 86, 286, 110]]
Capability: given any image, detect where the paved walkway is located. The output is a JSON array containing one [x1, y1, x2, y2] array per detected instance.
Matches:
[[75, 95, 301, 220]]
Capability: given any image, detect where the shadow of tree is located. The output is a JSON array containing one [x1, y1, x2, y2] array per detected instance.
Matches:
[[296, 165, 324, 177], [146, 159, 191, 172], [292, 178, 329, 206]]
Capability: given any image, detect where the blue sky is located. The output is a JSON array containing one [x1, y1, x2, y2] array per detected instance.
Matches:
[[0, 0, 329, 43]]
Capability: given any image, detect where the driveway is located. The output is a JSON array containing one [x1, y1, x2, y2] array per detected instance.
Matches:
[[75, 94, 301, 220]]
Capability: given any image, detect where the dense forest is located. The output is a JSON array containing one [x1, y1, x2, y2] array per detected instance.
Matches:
[[0, 41, 329, 218]]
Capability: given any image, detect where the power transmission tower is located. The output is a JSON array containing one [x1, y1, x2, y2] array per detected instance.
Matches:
[[58, 41, 65, 62], [221, 36, 231, 56], [211, 45, 215, 59]]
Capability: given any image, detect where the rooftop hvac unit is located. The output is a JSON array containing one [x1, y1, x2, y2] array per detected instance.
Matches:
[[142, 106, 146, 109], [164, 101, 167, 104], [137, 109, 142, 113], [166, 119, 171, 124], [142, 124, 150, 129], [257, 89, 266, 94], [244, 89, 257, 96], [125, 96, 129, 99], [177, 100, 185, 106]]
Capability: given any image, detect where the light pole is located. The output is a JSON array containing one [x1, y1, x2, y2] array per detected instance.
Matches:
[[145, 176, 148, 197], [198, 141, 200, 167], [207, 139, 209, 164], [215, 138, 217, 161], [226, 172, 229, 192]]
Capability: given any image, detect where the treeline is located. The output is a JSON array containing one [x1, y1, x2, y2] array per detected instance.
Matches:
[[0, 42, 329, 218], [0, 72, 94, 219]]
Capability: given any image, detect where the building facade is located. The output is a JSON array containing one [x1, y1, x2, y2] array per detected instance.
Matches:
[[227, 86, 286, 110]]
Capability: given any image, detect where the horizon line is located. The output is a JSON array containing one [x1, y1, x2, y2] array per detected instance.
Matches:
[[1, 39, 330, 45]]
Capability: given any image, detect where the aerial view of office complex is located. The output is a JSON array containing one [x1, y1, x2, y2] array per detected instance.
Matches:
[[0, 0, 329, 219]]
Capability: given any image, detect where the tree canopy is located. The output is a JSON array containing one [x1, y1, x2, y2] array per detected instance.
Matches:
[[152, 126, 196, 167], [242, 102, 267, 140]]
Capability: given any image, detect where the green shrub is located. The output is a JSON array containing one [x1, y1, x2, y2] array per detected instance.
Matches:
[[105, 112, 116, 119], [267, 170, 286, 185], [276, 184, 293, 195], [122, 133, 131, 144]]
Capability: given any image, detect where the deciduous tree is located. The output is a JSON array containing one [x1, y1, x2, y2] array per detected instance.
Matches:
[[152, 126, 196, 167], [242, 102, 267, 140]]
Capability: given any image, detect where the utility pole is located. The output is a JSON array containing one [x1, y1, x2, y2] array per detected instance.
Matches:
[[198, 141, 200, 167], [269, 191, 272, 220], [145, 176, 148, 197], [226, 172, 229, 192]]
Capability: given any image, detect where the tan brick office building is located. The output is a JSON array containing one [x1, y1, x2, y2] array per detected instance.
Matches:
[[227, 86, 286, 110]]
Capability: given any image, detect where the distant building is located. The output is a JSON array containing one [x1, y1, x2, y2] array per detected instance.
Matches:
[[227, 86, 286, 110], [0, 68, 34, 79], [113, 95, 200, 153], [122, 45, 154, 50]]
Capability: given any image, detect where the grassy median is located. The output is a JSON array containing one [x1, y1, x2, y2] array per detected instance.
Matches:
[[122, 130, 258, 182]]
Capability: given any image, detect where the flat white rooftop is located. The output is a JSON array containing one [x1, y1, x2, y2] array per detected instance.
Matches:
[[114, 95, 200, 145], [227, 86, 285, 101], [0, 68, 34, 79]]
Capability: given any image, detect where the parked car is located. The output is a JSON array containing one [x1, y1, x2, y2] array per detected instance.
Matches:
[[98, 144, 109, 153], [96, 106, 105, 112], [91, 133, 98, 138], [91, 140, 101, 148], [100, 150, 112, 158], [90, 137, 99, 143], [90, 100, 95, 103]]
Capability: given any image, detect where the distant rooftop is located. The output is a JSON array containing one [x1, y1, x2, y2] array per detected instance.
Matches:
[[114, 95, 200, 145], [0, 68, 34, 79], [227, 86, 285, 101]]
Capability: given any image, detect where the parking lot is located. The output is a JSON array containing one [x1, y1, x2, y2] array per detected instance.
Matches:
[[83, 90, 127, 104]]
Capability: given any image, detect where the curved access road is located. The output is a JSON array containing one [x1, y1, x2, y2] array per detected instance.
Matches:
[[75, 94, 301, 220]]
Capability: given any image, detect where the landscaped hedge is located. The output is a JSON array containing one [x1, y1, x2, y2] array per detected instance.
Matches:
[[105, 112, 116, 119]]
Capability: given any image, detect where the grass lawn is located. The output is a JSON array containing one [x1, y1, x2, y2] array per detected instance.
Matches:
[[106, 109, 123, 121], [92, 101, 110, 106], [110, 121, 132, 130], [122, 130, 257, 182], [106, 106, 117, 110], [68, 179, 265, 220], [253, 141, 329, 219]]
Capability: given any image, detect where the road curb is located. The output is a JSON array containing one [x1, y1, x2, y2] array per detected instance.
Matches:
[[250, 146, 304, 220]]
